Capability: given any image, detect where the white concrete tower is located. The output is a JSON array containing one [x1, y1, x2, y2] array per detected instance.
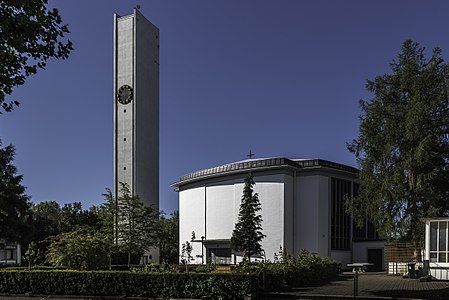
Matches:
[[113, 9, 159, 212]]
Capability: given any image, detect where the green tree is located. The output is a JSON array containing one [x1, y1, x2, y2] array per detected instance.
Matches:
[[47, 228, 109, 270], [230, 173, 265, 262], [158, 211, 179, 264], [0, 141, 31, 243], [93, 189, 116, 242], [0, 0, 73, 113], [116, 183, 158, 266], [59, 202, 101, 233], [24, 241, 41, 270], [348, 39, 449, 242], [28, 200, 103, 262], [90, 189, 118, 267], [30, 201, 61, 238], [180, 241, 193, 268]]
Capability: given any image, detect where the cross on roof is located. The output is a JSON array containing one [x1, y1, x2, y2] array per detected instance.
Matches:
[[247, 150, 255, 159]]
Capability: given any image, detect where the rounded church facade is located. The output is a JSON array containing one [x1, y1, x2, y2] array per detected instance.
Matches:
[[173, 157, 385, 269]]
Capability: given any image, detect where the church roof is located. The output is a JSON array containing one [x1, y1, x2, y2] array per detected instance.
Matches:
[[172, 157, 358, 189]]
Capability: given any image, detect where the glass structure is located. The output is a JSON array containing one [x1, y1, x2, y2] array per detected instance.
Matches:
[[429, 220, 449, 263]]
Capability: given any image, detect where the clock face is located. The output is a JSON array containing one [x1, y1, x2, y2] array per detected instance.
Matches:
[[117, 85, 133, 105]]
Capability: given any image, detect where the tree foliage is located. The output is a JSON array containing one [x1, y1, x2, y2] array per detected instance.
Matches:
[[0, 140, 31, 242], [231, 173, 265, 261], [27, 200, 102, 261], [94, 188, 116, 243], [0, 0, 73, 113], [24, 241, 41, 270], [180, 241, 193, 266], [116, 183, 158, 265], [158, 211, 179, 264], [59, 202, 101, 233], [47, 228, 109, 270], [348, 40, 449, 241]]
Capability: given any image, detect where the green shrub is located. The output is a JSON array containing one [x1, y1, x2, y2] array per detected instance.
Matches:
[[133, 263, 175, 273], [47, 230, 110, 270], [232, 250, 341, 290], [195, 262, 217, 273], [0, 270, 257, 299]]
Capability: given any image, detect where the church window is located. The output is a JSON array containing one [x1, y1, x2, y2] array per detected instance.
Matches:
[[124, 109, 126, 113], [124, 167, 126, 170], [124, 138, 126, 141], [351, 183, 380, 241], [331, 178, 351, 250]]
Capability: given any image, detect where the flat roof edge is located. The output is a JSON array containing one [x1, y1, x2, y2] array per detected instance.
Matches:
[[171, 157, 358, 189]]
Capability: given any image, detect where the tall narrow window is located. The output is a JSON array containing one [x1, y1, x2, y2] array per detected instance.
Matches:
[[440, 222, 447, 263], [331, 178, 351, 250], [429, 221, 449, 263]]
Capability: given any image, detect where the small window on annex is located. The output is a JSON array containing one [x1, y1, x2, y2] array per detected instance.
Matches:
[[429, 220, 448, 263]]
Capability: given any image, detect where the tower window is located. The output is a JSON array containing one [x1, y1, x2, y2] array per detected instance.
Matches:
[[124, 167, 126, 170], [124, 138, 126, 141], [124, 109, 126, 113]]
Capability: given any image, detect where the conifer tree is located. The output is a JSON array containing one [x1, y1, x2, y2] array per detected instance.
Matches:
[[0, 141, 30, 242], [348, 40, 449, 242], [231, 173, 265, 262]]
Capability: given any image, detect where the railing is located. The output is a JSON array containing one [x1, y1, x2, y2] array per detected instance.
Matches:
[[429, 262, 449, 280]]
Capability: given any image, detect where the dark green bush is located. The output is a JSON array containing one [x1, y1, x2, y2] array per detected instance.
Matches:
[[232, 250, 341, 290], [0, 266, 68, 271], [0, 270, 257, 299]]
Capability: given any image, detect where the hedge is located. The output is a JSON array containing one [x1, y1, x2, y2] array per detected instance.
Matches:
[[0, 271, 257, 299], [232, 251, 341, 291], [262, 255, 341, 290]]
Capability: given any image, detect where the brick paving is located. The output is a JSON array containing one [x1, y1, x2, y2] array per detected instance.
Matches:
[[285, 272, 449, 299]]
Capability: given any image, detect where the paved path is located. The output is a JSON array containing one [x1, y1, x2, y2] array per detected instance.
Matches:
[[265, 273, 449, 300]]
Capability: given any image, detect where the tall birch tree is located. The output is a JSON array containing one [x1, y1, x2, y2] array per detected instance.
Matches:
[[348, 40, 449, 241]]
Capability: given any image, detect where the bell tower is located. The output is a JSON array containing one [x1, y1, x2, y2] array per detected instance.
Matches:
[[113, 9, 159, 220]]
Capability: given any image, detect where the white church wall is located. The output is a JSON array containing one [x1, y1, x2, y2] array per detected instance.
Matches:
[[295, 175, 331, 257], [206, 185, 235, 240], [179, 173, 286, 263], [283, 173, 294, 256], [255, 181, 284, 262], [179, 187, 205, 264], [331, 251, 352, 268], [317, 175, 330, 257], [208, 174, 285, 262], [295, 175, 320, 254]]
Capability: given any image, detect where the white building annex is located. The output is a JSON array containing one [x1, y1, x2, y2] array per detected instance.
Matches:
[[424, 218, 449, 280], [0, 241, 21, 265], [173, 157, 385, 270]]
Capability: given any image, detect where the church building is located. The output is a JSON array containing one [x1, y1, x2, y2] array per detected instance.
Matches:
[[173, 157, 385, 270]]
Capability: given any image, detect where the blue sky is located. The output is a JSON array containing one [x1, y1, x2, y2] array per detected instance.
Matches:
[[1, 0, 449, 214]]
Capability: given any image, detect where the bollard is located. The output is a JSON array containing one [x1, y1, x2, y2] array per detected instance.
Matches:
[[353, 268, 359, 298]]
